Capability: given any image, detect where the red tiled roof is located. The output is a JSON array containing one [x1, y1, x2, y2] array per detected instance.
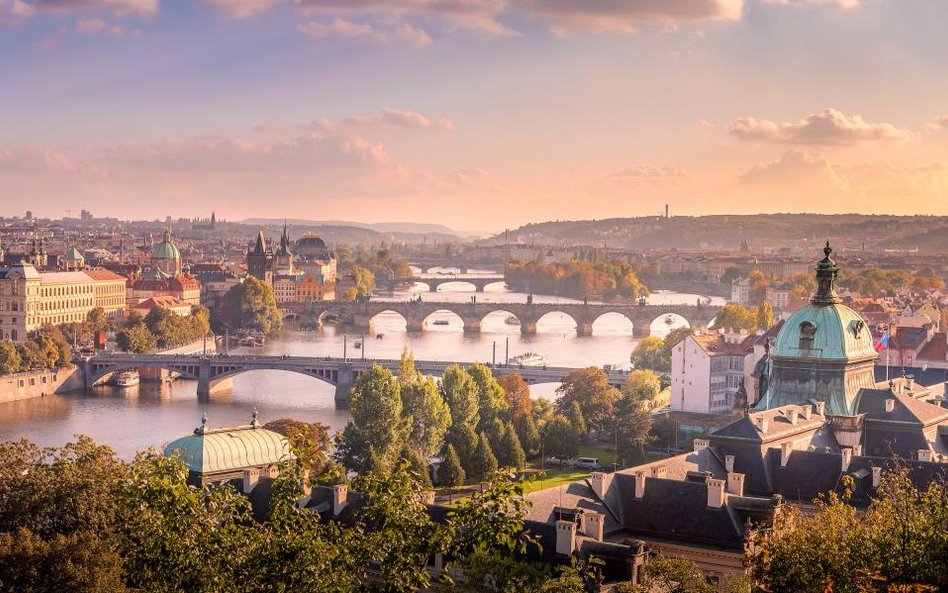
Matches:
[[917, 333, 947, 363]]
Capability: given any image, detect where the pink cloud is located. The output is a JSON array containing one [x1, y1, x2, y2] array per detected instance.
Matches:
[[298, 18, 432, 45], [728, 108, 912, 146], [201, 0, 280, 19], [306, 107, 453, 132], [511, 0, 743, 34]]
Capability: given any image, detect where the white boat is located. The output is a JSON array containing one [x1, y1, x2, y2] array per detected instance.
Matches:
[[113, 370, 140, 387], [508, 352, 549, 367], [505, 315, 520, 326], [432, 320, 450, 326]]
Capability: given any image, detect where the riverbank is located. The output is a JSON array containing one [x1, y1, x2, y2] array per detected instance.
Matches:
[[0, 366, 83, 404]]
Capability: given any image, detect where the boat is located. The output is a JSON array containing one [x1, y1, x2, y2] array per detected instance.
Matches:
[[508, 352, 550, 367], [664, 315, 675, 325], [505, 316, 520, 326], [113, 370, 140, 388], [353, 341, 362, 348], [432, 320, 450, 326]]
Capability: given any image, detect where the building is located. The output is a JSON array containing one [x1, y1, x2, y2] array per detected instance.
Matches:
[[84, 268, 128, 322], [130, 295, 193, 318], [671, 331, 754, 414], [730, 277, 752, 305], [245, 229, 337, 302], [764, 282, 793, 311], [246, 230, 273, 284], [130, 230, 201, 307], [163, 410, 291, 487]]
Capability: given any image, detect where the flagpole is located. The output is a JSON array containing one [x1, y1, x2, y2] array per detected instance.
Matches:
[[885, 323, 890, 382]]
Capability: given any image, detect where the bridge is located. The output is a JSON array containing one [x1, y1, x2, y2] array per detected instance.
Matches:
[[80, 353, 632, 404], [286, 299, 720, 337], [383, 275, 506, 293], [408, 260, 504, 274]]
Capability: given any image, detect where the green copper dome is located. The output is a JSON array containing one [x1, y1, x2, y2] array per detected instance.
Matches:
[[164, 413, 291, 474], [152, 230, 181, 262], [772, 303, 878, 362]]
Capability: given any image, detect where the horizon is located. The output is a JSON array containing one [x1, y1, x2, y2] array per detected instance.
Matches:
[[3, 1, 948, 228]]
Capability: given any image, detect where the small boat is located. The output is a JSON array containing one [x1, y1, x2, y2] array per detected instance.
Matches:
[[508, 352, 550, 367], [432, 320, 450, 326], [113, 370, 140, 387], [353, 341, 362, 348], [505, 316, 520, 326], [664, 315, 674, 325], [376, 333, 384, 339]]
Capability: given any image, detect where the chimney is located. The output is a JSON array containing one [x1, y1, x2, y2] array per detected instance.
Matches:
[[242, 468, 260, 494], [727, 472, 745, 497], [872, 466, 882, 488], [581, 511, 605, 542], [634, 471, 647, 499], [707, 478, 726, 509], [800, 405, 812, 420], [266, 464, 280, 479], [651, 465, 667, 479], [814, 401, 826, 416], [590, 472, 613, 499], [852, 444, 862, 457], [786, 409, 798, 426], [919, 449, 934, 463], [332, 484, 348, 516], [755, 416, 770, 433], [841, 448, 853, 472], [725, 455, 735, 473], [907, 375, 915, 391], [780, 442, 793, 467], [555, 520, 577, 555], [693, 438, 710, 453], [885, 399, 895, 413]]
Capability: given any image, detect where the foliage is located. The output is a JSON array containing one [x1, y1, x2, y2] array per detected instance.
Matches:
[[531, 397, 555, 427], [0, 341, 21, 375], [446, 423, 480, 481], [710, 303, 758, 333], [440, 364, 480, 430], [263, 418, 339, 484], [220, 275, 283, 334], [619, 555, 720, 593], [541, 415, 581, 459], [513, 412, 540, 456], [402, 376, 452, 460], [495, 422, 526, 470], [505, 259, 648, 300], [467, 362, 509, 431], [554, 367, 620, 432], [755, 301, 774, 331], [498, 373, 532, 418], [437, 444, 466, 488], [143, 305, 210, 350], [623, 369, 661, 404], [469, 432, 499, 484], [0, 528, 127, 593], [566, 400, 587, 437], [397, 346, 419, 386], [631, 336, 667, 372], [337, 365, 406, 473], [612, 394, 653, 466], [116, 321, 156, 354]]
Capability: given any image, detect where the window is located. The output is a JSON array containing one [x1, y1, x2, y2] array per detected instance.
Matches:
[[799, 321, 816, 349]]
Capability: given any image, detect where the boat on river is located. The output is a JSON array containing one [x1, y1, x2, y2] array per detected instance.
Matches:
[[508, 352, 549, 367], [112, 370, 140, 388]]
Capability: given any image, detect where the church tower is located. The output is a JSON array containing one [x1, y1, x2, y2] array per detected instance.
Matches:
[[274, 223, 294, 275], [246, 230, 274, 284]]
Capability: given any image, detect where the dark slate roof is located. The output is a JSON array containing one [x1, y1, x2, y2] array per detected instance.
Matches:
[[767, 448, 842, 504], [845, 456, 948, 505], [711, 404, 826, 444], [525, 481, 622, 535], [874, 366, 948, 387], [615, 474, 745, 549], [709, 444, 771, 495], [856, 388, 948, 426]]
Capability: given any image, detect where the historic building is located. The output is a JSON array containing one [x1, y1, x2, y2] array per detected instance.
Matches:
[[246, 230, 274, 284], [671, 330, 755, 414], [130, 230, 201, 307], [245, 229, 336, 303]]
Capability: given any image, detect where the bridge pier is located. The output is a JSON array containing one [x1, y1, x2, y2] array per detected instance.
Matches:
[[633, 324, 651, 338], [521, 322, 537, 335], [463, 318, 481, 333], [577, 322, 594, 337], [334, 363, 355, 409], [353, 315, 372, 330], [407, 319, 425, 332]]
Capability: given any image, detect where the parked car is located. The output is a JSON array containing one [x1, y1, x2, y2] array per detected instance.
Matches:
[[545, 456, 564, 466], [574, 457, 601, 470]]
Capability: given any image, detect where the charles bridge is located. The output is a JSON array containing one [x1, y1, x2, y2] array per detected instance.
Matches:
[[382, 275, 505, 293], [285, 299, 721, 337], [80, 353, 633, 403]]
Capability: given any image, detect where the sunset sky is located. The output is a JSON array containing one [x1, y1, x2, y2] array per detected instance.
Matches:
[[2, 0, 948, 230]]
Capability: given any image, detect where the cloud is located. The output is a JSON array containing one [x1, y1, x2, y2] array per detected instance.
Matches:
[[607, 165, 691, 188], [306, 107, 454, 132], [924, 116, 948, 134], [728, 108, 912, 146], [739, 148, 847, 190], [0, 148, 81, 173], [201, 0, 280, 19], [761, 0, 860, 8], [294, 0, 514, 36], [298, 18, 432, 45], [0, 0, 36, 22], [510, 0, 743, 34], [29, 0, 157, 16], [445, 167, 493, 190], [74, 16, 140, 36]]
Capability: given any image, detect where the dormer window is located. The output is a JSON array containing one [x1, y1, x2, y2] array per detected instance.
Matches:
[[799, 321, 816, 349]]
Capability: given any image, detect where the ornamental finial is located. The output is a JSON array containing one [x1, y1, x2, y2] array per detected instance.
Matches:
[[195, 412, 208, 435], [251, 407, 260, 428], [824, 240, 832, 258]]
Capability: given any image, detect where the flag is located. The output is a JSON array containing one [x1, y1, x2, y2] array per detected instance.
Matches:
[[875, 330, 889, 351]]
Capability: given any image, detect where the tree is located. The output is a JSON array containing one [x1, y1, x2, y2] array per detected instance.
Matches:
[[498, 373, 531, 418], [613, 394, 653, 466], [631, 336, 668, 372], [468, 363, 509, 431], [623, 369, 661, 404], [541, 416, 581, 459], [554, 367, 620, 433], [496, 423, 526, 470], [116, 323, 155, 354], [440, 364, 480, 430], [619, 554, 720, 593], [337, 365, 405, 473], [220, 275, 283, 334], [437, 444, 466, 489], [513, 412, 540, 457], [0, 341, 22, 375], [446, 424, 480, 480], [755, 301, 774, 331], [396, 347, 418, 387], [86, 307, 110, 332], [566, 400, 587, 437], [469, 432, 498, 484], [264, 418, 334, 482], [401, 376, 452, 459], [710, 303, 757, 333], [531, 397, 555, 427], [660, 326, 693, 366]]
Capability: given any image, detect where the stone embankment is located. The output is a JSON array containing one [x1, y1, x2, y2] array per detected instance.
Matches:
[[0, 366, 83, 404]]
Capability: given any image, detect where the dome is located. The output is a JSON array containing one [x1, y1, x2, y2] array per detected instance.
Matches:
[[152, 230, 181, 262], [163, 413, 291, 475], [772, 303, 877, 362]]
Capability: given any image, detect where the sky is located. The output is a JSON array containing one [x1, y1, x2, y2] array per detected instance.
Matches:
[[2, 0, 948, 231]]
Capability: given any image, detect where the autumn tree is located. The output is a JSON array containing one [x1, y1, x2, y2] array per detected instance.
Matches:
[[631, 336, 667, 372], [554, 367, 620, 433], [498, 373, 532, 418], [623, 369, 662, 405]]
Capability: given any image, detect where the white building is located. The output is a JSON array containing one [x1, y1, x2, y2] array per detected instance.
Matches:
[[671, 330, 755, 414], [730, 277, 752, 305]]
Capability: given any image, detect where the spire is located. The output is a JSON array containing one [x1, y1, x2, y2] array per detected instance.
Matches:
[[195, 412, 208, 435], [253, 229, 266, 253], [251, 407, 260, 429], [811, 240, 842, 306]]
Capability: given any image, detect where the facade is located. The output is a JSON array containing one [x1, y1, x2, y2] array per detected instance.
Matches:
[[764, 283, 793, 310], [245, 229, 337, 302], [246, 230, 273, 284], [85, 268, 128, 322], [671, 331, 754, 414], [130, 230, 201, 307], [730, 277, 752, 305]]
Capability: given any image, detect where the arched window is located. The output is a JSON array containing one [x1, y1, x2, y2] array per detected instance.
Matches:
[[799, 321, 816, 350]]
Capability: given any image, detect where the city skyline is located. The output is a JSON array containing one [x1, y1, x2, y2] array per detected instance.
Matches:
[[4, 0, 948, 229]]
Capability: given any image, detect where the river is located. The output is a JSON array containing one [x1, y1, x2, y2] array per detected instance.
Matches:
[[0, 276, 724, 458]]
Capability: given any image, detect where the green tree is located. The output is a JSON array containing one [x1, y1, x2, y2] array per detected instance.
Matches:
[[711, 303, 757, 333], [541, 416, 581, 459], [220, 275, 283, 334], [116, 323, 156, 354], [513, 411, 540, 456], [440, 364, 480, 430], [613, 394, 653, 466], [396, 346, 419, 387], [620, 554, 720, 593], [566, 400, 587, 437], [401, 376, 452, 459], [623, 369, 661, 404], [0, 341, 22, 375], [531, 397, 555, 427], [469, 432, 499, 484], [86, 307, 110, 332], [437, 444, 466, 489], [496, 422, 526, 470], [337, 365, 405, 473], [446, 423, 479, 480], [468, 363, 509, 431], [498, 373, 532, 418], [631, 336, 668, 372], [755, 301, 774, 331], [554, 367, 619, 433]]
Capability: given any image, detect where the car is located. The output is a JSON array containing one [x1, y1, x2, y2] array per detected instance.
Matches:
[[574, 457, 601, 470], [545, 455, 564, 466]]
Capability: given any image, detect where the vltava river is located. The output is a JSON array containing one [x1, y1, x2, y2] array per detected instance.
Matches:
[[0, 277, 723, 458]]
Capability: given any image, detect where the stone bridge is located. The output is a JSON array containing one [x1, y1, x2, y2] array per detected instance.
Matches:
[[383, 276, 506, 293], [80, 353, 632, 404], [408, 260, 504, 274], [286, 299, 721, 337]]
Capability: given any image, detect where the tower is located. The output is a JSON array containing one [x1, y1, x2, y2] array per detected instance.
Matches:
[[246, 230, 273, 284], [274, 223, 294, 275]]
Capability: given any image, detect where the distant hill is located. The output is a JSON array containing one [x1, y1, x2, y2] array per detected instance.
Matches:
[[486, 214, 948, 253], [237, 219, 464, 245], [241, 218, 470, 237]]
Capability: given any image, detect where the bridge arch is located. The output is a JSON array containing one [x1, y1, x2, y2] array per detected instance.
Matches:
[[648, 312, 691, 338], [88, 361, 201, 387], [482, 281, 508, 292], [422, 308, 465, 331], [368, 309, 408, 332], [479, 309, 522, 333], [590, 311, 635, 336], [535, 310, 579, 334], [434, 280, 477, 292]]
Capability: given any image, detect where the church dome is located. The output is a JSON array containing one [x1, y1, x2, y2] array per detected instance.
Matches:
[[152, 230, 181, 262], [771, 242, 877, 363]]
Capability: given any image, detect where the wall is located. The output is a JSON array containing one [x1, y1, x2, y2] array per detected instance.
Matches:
[[0, 366, 82, 404], [671, 335, 713, 413]]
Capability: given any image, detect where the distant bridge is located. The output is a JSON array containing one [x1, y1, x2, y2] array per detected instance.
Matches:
[[81, 353, 632, 404], [383, 275, 506, 293], [408, 260, 504, 274], [285, 299, 720, 337]]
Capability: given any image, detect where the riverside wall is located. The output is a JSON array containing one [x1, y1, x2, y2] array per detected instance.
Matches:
[[0, 366, 83, 404]]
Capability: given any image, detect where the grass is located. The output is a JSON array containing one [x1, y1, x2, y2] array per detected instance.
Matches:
[[522, 467, 591, 495]]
